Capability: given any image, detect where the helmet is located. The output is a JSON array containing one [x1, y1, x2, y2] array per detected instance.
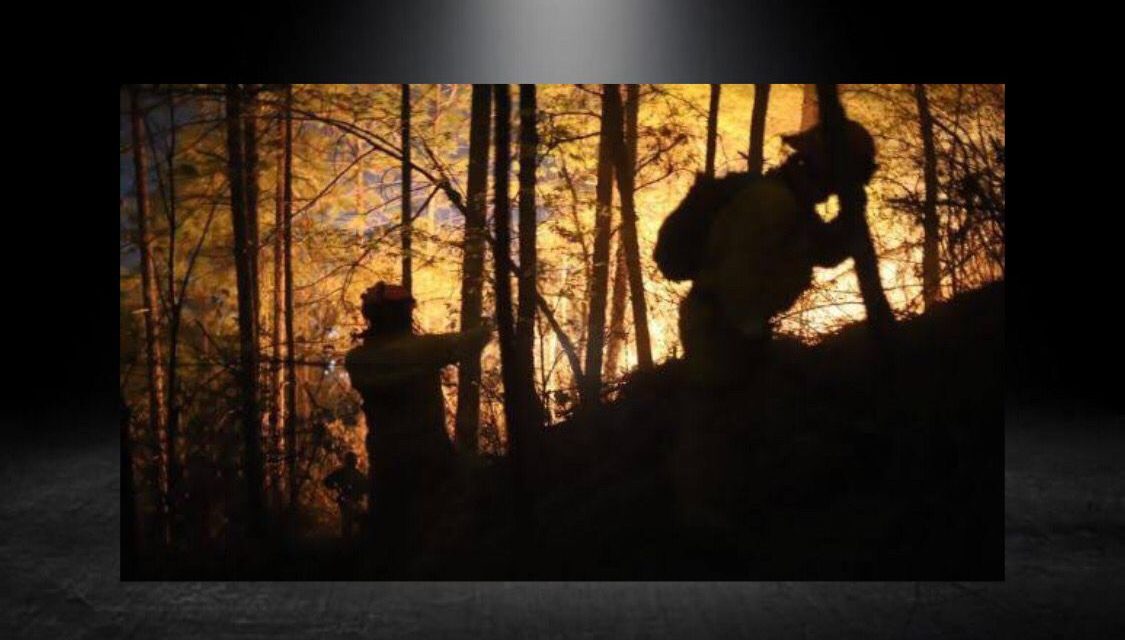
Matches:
[[781, 119, 877, 185], [362, 281, 414, 305], [360, 281, 415, 330]]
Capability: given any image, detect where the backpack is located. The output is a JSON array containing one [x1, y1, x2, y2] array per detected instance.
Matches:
[[654, 172, 761, 282]]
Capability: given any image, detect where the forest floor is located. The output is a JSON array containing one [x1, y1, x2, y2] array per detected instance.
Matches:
[[34, 283, 1018, 583], [3, 282, 1125, 633], [528, 283, 1007, 578]]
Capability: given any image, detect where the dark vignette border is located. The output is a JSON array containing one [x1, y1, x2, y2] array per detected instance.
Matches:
[[4, 1, 1123, 638]]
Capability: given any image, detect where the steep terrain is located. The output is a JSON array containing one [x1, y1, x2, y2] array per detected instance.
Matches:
[[530, 282, 1005, 578]]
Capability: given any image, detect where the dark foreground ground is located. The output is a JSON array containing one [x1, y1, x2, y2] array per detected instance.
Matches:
[[124, 284, 1007, 581], [530, 285, 1004, 579], [1, 401, 1123, 637]]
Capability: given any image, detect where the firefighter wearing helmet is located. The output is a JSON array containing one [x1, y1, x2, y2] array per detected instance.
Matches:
[[654, 119, 877, 383], [344, 282, 493, 558]]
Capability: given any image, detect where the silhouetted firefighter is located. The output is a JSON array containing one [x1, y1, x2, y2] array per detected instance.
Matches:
[[344, 282, 492, 566], [323, 451, 368, 541], [655, 119, 877, 382]]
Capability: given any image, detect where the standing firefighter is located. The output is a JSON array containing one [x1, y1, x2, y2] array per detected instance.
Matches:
[[344, 282, 492, 563], [655, 119, 877, 382]]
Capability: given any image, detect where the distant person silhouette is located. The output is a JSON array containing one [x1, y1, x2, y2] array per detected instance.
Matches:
[[323, 451, 368, 540], [655, 119, 877, 382], [344, 282, 493, 562]]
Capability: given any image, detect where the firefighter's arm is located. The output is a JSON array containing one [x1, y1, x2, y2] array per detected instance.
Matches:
[[408, 323, 493, 366], [345, 325, 493, 386]]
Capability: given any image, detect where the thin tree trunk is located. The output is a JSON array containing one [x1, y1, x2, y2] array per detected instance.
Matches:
[[609, 84, 653, 370], [815, 84, 894, 339], [269, 101, 286, 506], [492, 84, 521, 453], [162, 95, 183, 536], [401, 84, 413, 293], [536, 293, 583, 387], [606, 86, 641, 378], [492, 84, 534, 540], [517, 84, 544, 433], [225, 83, 266, 538], [704, 84, 720, 177], [244, 88, 265, 506], [943, 84, 966, 297], [581, 84, 617, 403], [129, 85, 170, 545], [914, 83, 941, 310], [604, 240, 629, 379], [243, 86, 262, 373], [748, 83, 771, 175], [800, 83, 818, 130], [246, 84, 266, 520], [455, 84, 491, 455], [494, 84, 539, 555], [282, 85, 298, 510]]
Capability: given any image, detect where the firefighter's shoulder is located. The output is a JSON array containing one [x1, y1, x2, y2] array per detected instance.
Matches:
[[344, 340, 400, 368], [716, 176, 800, 222]]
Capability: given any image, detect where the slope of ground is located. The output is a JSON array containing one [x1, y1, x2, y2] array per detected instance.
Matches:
[[115, 283, 1006, 580], [530, 282, 1005, 578]]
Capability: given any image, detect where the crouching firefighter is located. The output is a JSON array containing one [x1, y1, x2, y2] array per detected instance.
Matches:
[[654, 119, 877, 383], [344, 282, 493, 564]]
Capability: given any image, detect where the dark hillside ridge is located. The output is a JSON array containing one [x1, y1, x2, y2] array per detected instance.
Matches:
[[532, 281, 1004, 579], [129, 283, 1003, 579]]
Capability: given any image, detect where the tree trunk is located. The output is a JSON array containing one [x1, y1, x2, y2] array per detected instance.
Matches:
[[609, 84, 653, 370], [244, 86, 261, 349], [581, 84, 617, 403], [492, 84, 520, 444], [225, 83, 266, 538], [943, 84, 965, 297], [604, 240, 629, 379], [517, 84, 544, 431], [492, 84, 532, 534], [800, 83, 818, 130], [606, 84, 641, 378], [536, 292, 583, 386], [914, 83, 941, 310], [269, 98, 286, 507], [455, 84, 491, 455], [282, 85, 298, 510], [161, 95, 183, 538], [129, 85, 170, 545], [748, 83, 771, 175], [244, 88, 265, 510], [246, 84, 266, 520], [704, 84, 720, 177], [401, 84, 413, 293], [815, 84, 894, 339]]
